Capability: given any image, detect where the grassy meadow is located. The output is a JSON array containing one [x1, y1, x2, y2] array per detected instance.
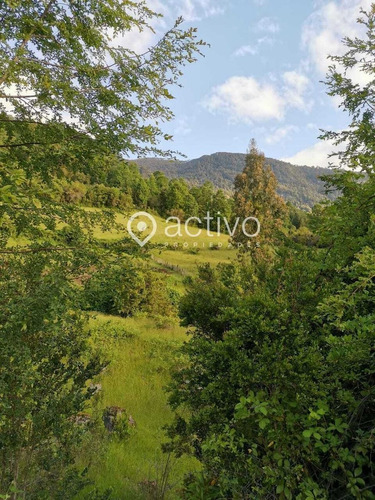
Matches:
[[78, 210, 234, 498], [94, 209, 237, 274], [77, 314, 198, 499]]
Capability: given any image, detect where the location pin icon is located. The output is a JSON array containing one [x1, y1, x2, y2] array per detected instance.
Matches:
[[127, 211, 157, 247]]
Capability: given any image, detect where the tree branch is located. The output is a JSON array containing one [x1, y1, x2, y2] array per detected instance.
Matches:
[[0, 246, 80, 254], [0, 0, 56, 87], [0, 95, 38, 99]]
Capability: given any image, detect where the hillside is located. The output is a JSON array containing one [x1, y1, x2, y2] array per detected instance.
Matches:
[[133, 152, 335, 209]]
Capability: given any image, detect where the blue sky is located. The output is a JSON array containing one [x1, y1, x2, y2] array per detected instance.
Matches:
[[127, 0, 373, 166]]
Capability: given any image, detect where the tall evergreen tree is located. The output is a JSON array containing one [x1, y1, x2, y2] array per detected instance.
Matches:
[[232, 139, 286, 254]]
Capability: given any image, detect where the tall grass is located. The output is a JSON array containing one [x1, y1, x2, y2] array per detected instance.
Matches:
[[78, 314, 199, 499]]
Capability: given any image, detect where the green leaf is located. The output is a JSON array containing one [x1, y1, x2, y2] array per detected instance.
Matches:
[[259, 418, 270, 429]]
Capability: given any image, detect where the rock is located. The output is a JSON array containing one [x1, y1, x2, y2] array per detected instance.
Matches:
[[102, 406, 125, 432], [89, 383, 102, 394], [71, 412, 91, 425]]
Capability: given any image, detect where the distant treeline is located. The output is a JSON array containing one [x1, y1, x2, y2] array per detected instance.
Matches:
[[56, 154, 307, 231], [134, 153, 337, 210], [56, 154, 233, 230]]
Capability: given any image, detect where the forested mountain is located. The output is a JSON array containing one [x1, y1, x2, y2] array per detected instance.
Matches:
[[134, 152, 335, 209]]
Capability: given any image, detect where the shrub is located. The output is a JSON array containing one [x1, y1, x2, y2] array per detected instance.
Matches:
[[83, 263, 145, 316], [83, 263, 176, 318]]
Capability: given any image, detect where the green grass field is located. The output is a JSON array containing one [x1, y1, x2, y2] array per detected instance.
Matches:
[[78, 313, 199, 499], [78, 210, 235, 498], [93, 210, 237, 274]]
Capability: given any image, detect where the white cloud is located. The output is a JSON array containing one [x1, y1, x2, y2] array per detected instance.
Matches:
[[114, 27, 156, 54], [282, 71, 313, 111], [256, 17, 280, 34], [204, 76, 285, 123], [307, 122, 319, 130], [265, 125, 299, 144], [233, 45, 258, 57], [204, 70, 311, 124], [166, 0, 227, 21], [110, 0, 167, 54], [174, 116, 192, 136], [282, 139, 340, 167], [233, 36, 274, 57], [302, 0, 373, 85], [283, 71, 309, 94]]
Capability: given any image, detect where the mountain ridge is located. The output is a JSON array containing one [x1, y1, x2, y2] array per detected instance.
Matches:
[[132, 152, 334, 209]]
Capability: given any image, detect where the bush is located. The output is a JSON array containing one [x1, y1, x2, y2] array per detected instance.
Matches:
[[85, 184, 132, 209], [61, 181, 88, 204], [83, 262, 145, 316], [102, 406, 130, 440], [166, 248, 375, 498], [83, 263, 176, 318]]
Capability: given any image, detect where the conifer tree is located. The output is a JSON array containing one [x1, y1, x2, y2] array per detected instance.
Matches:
[[232, 139, 286, 254]]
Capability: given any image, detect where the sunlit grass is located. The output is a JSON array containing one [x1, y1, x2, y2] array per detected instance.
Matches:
[[151, 247, 236, 275], [91, 209, 236, 274], [78, 313, 199, 499]]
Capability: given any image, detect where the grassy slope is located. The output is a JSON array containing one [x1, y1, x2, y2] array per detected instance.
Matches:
[[79, 314, 198, 499], [78, 211, 233, 498], [94, 210, 236, 272]]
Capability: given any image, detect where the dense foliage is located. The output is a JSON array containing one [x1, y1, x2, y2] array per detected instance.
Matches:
[[32, 157, 235, 231], [0, 0, 205, 158], [166, 7, 375, 498], [0, 252, 106, 498], [0, 0, 204, 497], [82, 259, 176, 317]]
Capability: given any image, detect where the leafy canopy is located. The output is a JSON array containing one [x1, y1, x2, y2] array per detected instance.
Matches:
[[0, 0, 205, 158]]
